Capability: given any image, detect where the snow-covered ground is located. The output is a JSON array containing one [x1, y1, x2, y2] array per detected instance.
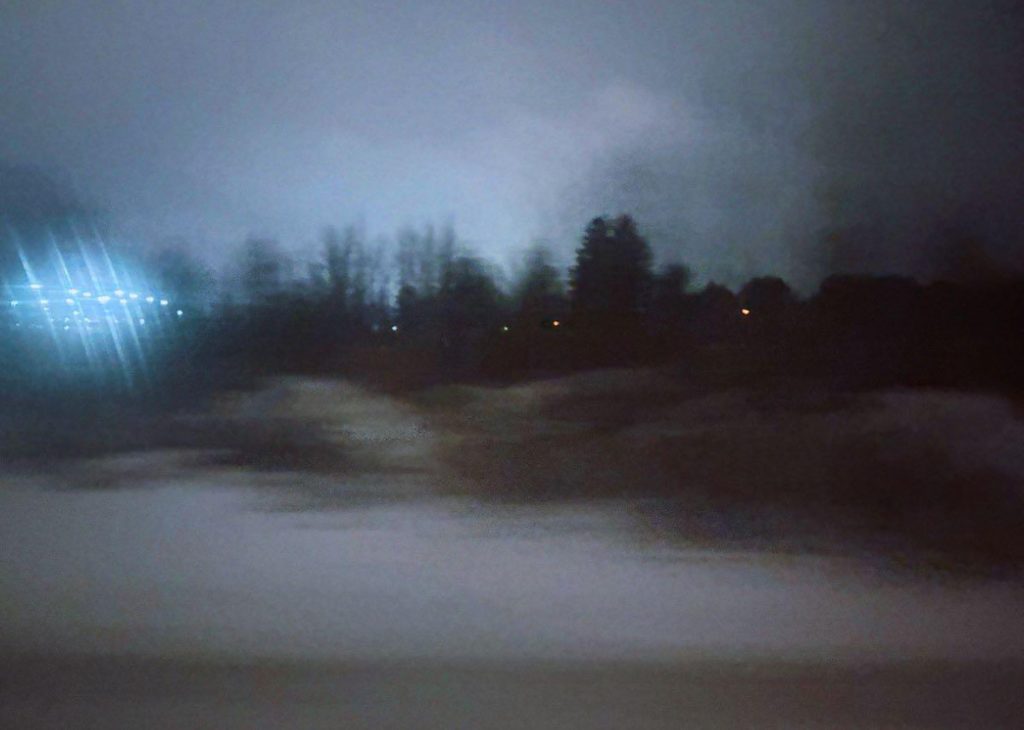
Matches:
[[3, 473, 1024, 664], [2, 377, 1023, 727]]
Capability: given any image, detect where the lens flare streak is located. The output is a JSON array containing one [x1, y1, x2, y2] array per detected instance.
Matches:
[[1, 234, 185, 392]]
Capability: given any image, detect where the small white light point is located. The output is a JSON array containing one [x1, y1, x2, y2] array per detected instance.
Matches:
[[160, 299, 169, 306], [741, 308, 751, 316], [29, 283, 43, 290], [391, 324, 398, 332], [176, 309, 184, 317], [145, 296, 155, 303], [65, 298, 75, 305]]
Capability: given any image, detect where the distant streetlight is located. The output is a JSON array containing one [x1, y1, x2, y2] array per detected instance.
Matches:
[[552, 320, 561, 328], [740, 308, 751, 316]]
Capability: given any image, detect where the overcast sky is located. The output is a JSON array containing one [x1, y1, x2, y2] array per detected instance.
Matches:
[[2, 0, 1021, 287]]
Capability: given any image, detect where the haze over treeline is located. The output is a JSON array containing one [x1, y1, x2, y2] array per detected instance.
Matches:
[[4, 157, 1022, 402], [2, 1, 1022, 289]]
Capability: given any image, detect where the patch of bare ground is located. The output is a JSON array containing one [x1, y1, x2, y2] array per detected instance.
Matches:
[[416, 368, 1024, 573], [2, 378, 433, 493]]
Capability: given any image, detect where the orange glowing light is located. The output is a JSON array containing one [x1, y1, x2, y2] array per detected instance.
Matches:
[[740, 308, 751, 316], [552, 320, 561, 327]]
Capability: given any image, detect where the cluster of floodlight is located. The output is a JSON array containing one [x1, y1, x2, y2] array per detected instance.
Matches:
[[4, 283, 186, 341], [0, 232, 197, 389], [8, 285, 175, 312]]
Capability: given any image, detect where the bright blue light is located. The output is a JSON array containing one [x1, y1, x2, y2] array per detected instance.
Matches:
[[4, 236, 187, 392]]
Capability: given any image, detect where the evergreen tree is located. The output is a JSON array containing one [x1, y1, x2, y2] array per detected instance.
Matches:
[[569, 215, 653, 316]]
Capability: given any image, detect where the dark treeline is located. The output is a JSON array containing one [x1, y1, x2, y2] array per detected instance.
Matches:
[[2, 158, 1022, 397], [171, 213, 1024, 393]]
